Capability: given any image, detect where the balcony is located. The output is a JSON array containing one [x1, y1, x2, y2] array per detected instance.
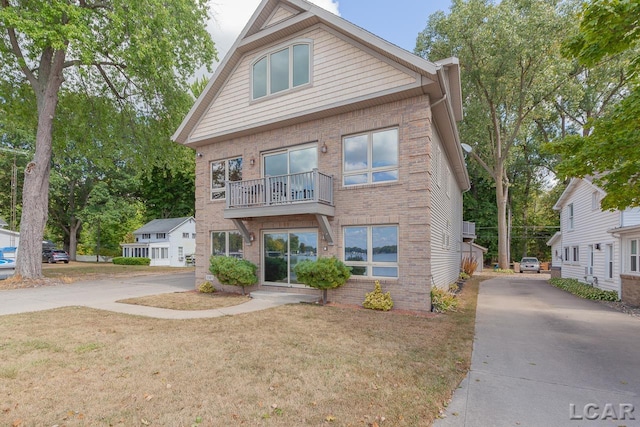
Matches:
[[224, 169, 334, 219], [463, 221, 476, 241]]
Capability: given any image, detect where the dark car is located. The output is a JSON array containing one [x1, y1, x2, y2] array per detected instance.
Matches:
[[43, 249, 70, 264], [520, 257, 540, 273]]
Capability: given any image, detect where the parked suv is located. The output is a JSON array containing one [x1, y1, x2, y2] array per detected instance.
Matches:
[[520, 257, 540, 273], [42, 249, 70, 264]]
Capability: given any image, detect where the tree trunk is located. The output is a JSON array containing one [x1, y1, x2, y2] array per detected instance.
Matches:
[[496, 176, 510, 270], [14, 49, 66, 279], [68, 217, 81, 261]]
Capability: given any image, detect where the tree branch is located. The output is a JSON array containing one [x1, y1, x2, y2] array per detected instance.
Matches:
[[95, 63, 125, 100], [2, 0, 39, 89]]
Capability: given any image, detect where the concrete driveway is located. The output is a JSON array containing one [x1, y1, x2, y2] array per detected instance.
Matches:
[[436, 275, 640, 427]]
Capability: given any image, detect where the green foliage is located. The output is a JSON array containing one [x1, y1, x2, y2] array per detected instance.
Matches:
[[448, 283, 460, 294], [458, 272, 470, 281], [293, 257, 351, 291], [363, 280, 394, 311], [198, 281, 216, 294], [548, 278, 619, 301], [112, 257, 150, 266], [431, 287, 459, 313], [209, 256, 258, 295], [264, 256, 288, 282]]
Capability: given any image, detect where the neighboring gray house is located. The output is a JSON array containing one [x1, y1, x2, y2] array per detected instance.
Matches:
[[171, 0, 471, 312], [550, 177, 640, 305], [121, 217, 196, 267]]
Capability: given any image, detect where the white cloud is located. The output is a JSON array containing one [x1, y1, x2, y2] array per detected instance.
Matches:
[[206, 0, 340, 69]]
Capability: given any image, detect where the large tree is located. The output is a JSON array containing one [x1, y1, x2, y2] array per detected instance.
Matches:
[[0, 0, 215, 278], [548, 0, 640, 210], [416, 0, 575, 268]]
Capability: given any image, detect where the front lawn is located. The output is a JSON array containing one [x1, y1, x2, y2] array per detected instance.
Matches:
[[0, 277, 479, 426]]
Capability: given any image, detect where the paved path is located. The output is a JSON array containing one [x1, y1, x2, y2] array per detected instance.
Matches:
[[0, 272, 318, 319], [436, 275, 640, 427]]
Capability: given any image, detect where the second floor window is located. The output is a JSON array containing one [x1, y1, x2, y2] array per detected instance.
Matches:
[[141, 233, 151, 239], [567, 203, 574, 230], [156, 233, 166, 239], [343, 128, 398, 186], [252, 43, 310, 99], [211, 157, 242, 200]]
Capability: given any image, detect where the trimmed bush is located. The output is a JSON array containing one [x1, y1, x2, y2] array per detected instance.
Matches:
[[548, 278, 619, 301], [198, 281, 216, 293], [363, 280, 394, 311], [293, 256, 351, 305], [431, 286, 459, 313], [264, 256, 288, 282], [209, 256, 258, 295], [112, 257, 150, 266]]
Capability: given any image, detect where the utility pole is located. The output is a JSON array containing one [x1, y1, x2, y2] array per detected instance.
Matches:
[[0, 147, 30, 246]]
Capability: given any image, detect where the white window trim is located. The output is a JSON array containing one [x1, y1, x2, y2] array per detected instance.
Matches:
[[211, 230, 244, 258], [629, 238, 639, 274], [572, 245, 580, 263], [342, 127, 399, 187], [567, 203, 574, 230], [211, 157, 243, 201], [343, 225, 399, 279], [251, 39, 313, 101], [262, 142, 318, 175], [605, 244, 614, 280]]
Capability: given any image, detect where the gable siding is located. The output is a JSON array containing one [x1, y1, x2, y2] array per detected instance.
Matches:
[[191, 26, 418, 141], [264, 6, 296, 28], [560, 179, 621, 293], [430, 126, 463, 288]]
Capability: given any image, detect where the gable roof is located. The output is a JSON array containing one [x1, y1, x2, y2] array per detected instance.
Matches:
[[546, 231, 561, 246], [172, 0, 469, 191], [552, 177, 606, 211], [133, 217, 194, 235]]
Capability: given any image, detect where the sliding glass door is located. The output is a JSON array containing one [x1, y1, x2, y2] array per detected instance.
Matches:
[[263, 229, 318, 286]]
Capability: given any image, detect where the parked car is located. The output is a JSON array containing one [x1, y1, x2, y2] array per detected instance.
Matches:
[[43, 249, 70, 264], [520, 257, 540, 273]]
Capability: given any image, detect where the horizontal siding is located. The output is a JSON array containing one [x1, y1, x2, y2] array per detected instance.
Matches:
[[560, 179, 621, 293], [622, 207, 640, 227], [265, 6, 296, 28], [191, 27, 417, 140]]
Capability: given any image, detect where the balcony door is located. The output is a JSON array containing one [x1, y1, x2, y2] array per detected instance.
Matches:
[[263, 229, 318, 286], [263, 144, 317, 202]]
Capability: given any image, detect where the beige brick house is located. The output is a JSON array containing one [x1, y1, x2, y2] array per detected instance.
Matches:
[[172, 0, 471, 312]]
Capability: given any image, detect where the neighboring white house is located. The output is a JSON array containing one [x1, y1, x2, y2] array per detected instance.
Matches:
[[121, 217, 196, 267], [550, 177, 640, 304], [0, 217, 19, 260]]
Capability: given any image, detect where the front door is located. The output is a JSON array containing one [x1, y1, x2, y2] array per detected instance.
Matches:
[[263, 230, 318, 286]]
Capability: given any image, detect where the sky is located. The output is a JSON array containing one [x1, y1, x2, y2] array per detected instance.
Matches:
[[206, 0, 453, 73]]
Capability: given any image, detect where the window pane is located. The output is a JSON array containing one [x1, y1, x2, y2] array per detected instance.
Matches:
[[290, 232, 317, 285], [372, 170, 398, 182], [253, 57, 267, 99], [211, 161, 225, 189], [229, 232, 243, 258], [270, 48, 289, 93], [350, 266, 367, 276], [264, 152, 288, 176], [344, 227, 368, 262], [632, 256, 638, 272], [289, 146, 317, 174], [372, 129, 398, 168], [211, 232, 226, 256], [292, 44, 309, 87], [373, 266, 398, 277], [372, 226, 398, 262], [632, 240, 638, 255], [229, 158, 243, 182], [344, 174, 368, 186], [344, 135, 368, 171]]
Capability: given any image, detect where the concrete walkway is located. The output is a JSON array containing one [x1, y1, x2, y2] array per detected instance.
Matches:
[[0, 272, 319, 319], [435, 275, 640, 427]]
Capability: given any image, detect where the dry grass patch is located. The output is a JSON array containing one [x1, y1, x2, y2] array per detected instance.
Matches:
[[0, 278, 480, 426], [117, 291, 250, 310]]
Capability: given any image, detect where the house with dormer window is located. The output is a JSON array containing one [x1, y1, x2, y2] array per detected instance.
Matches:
[[172, 0, 472, 312], [121, 217, 196, 267]]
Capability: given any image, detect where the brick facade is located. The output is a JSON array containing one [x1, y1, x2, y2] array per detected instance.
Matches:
[[194, 95, 437, 312], [621, 274, 640, 307]]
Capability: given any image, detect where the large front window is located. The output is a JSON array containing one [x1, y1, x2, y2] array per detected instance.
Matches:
[[344, 225, 398, 278], [252, 43, 310, 99], [211, 157, 242, 200], [343, 128, 399, 186], [211, 231, 243, 258]]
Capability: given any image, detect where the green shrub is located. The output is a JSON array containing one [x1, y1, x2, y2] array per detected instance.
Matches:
[[363, 280, 394, 311], [209, 256, 258, 295], [293, 257, 351, 305], [548, 278, 619, 301], [431, 286, 459, 313], [459, 272, 470, 280], [112, 257, 151, 266], [198, 281, 216, 293], [448, 282, 460, 293]]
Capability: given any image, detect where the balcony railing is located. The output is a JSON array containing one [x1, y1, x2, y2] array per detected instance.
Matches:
[[463, 221, 476, 240], [225, 169, 333, 212]]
